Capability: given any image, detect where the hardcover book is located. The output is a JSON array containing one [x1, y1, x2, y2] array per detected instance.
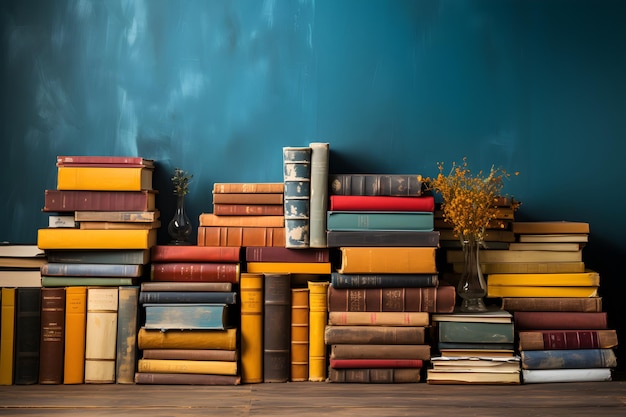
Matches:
[[150, 262, 240, 283], [328, 367, 422, 383], [453, 261, 586, 275], [139, 291, 237, 305], [329, 195, 435, 212], [521, 368, 612, 384], [327, 211, 434, 231], [150, 245, 241, 263], [283, 146, 312, 249], [213, 203, 284, 216], [446, 249, 583, 264], [240, 273, 264, 384], [212, 193, 284, 205], [41, 277, 139, 287], [84, 287, 119, 384], [212, 182, 284, 193], [43, 189, 157, 211], [520, 348, 617, 370], [38, 288, 65, 384], [140, 282, 233, 292], [437, 321, 515, 344], [328, 311, 430, 327], [45, 249, 150, 265], [331, 272, 438, 288], [141, 349, 238, 362], [143, 303, 230, 330], [518, 329, 619, 350], [116, 286, 139, 384], [513, 312, 608, 330], [308, 281, 329, 382], [78, 220, 161, 230], [245, 246, 330, 262], [137, 359, 238, 375], [512, 221, 590, 234], [63, 287, 87, 384], [324, 325, 426, 345], [37, 228, 157, 250], [291, 288, 310, 382], [329, 174, 423, 196], [0, 270, 42, 287], [0, 288, 16, 385], [487, 286, 598, 298], [56, 166, 153, 191], [74, 210, 159, 223], [199, 214, 285, 227], [263, 273, 291, 382], [197, 226, 286, 247], [56, 155, 154, 168], [14, 288, 42, 385], [426, 370, 520, 385], [329, 358, 424, 369], [134, 372, 241, 385], [41, 262, 144, 278], [137, 328, 237, 350], [330, 344, 431, 360], [337, 247, 437, 274], [500, 297, 602, 312], [487, 271, 600, 287], [517, 234, 589, 243], [245, 261, 331, 274], [309, 142, 330, 248], [326, 230, 440, 247]]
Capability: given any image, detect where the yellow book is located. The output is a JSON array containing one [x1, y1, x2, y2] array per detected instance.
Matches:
[[487, 286, 599, 298], [487, 271, 600, 287], [453, 261, 586, 274], [246, 262, 331, 274], [291, 288, 310, 382], [239, 273, 264, 384], [137, 328, 238, 350], [308, 281, 329, 382], [137, 359, 237, 376], [84, 287, 119, 384], [337, 247, 437, 274], [0, 288, 16, 385], [447, 249, 582, 264], [63, 287, 87, 384], [38, 228, 156, 250], [57, 166, 153, 191]]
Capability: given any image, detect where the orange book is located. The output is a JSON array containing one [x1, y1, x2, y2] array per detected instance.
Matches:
[[291, 288, 310, 382], [197, 226, 285, 247], [57, 166, 153, 191], [199, 214, 284, 227], [37, 228, 157, 250], [213, 183, 284, 193], [240, 273, 264, 384], [337, 247, 437, 274]]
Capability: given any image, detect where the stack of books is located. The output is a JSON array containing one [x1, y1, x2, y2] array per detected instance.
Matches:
[[427, 309, 521, 384], [134, 245, 242, 385]]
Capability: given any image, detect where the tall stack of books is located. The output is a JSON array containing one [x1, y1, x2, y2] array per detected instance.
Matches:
[[324, 173, 456, 383], [134, 245, 241, 385]]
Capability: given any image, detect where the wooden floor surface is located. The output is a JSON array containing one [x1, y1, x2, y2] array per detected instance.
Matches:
[[1, 380, 625, 416]]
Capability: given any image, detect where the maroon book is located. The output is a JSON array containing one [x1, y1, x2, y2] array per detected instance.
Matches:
[[513, 311, 608, 330], [245, 246, 330, 263], [150, 262, 240, 283], [56, 155, 154, 168], [329, 195, 435, 212], [150, 246, 242, 263], [43, 190, 156, 212], [518, 329, 618, 350]]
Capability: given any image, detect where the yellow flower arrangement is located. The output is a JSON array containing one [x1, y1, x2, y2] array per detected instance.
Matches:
[[421, 157, 518, 243]]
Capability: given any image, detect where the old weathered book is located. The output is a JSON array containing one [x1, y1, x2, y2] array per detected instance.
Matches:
[[45, 249, 150, 265], [324, 325, 426, 345], [137, 328, 237, 350], [57, 166, 153, 191], [150, 262, 240, 283], [263, 273, 291, 382], [137, 359, 238, 375], [41, 262, 144, 278], [429, 356, 521, 372], [139, 291, 237, 304], [291, 288, 309, 382], [438, 321, 515, 344], [37, 228, 157, 250], [13, 288, 42, 385], [143, 303, 230, 330], [501, 297, 602, 312], [240, 273, 264, 384], [330, 195, 435, 212], [43, 190, 157, 212], [56, 155, 154, 168], [331, 272, 438, 288], [328, 311, 430, 327], [521, 349, 617, 370], [514, 311, 608, 330], [75, 210, 159, 223], [329, 174, 423, 196], [508, 242, 583, 251], [283, 146, 311, 249], [431, 308, 513, 324], [41, 277, 139, 287], [116, 286, 139, 384], [78, 220, 161, 230], [197, 226, 285, 247], [517, 234, 589, 243], [521, 368, 612, 384], [330, 358, 424, 369], [512, 221, 590, 234], [140, 281, 233, 292], [426, 370, 520, 385], [134, 372, 241, 385], [150, 245, 241, 263], [327, 230, 440, 247], [213, 203, 284, 216], [328, 367, 422, 383], [63, 287, 87, 384], [309, 142, 330, 248], [141, 349, 238, 361], [487, 286, 598, 298], [199, 213, 284, 227], [0, 244, 46, 268], [212, 193, 284, 205], [447, 248, 583, 264], [212, 182, 284, 193], [84, 287, 119, 383], [308, 281, 329, 382], [245, 246, 330, 262], [487, 271, 600, 287], [246, 261, 331, 274], [337, 247, 437, 274], [327, 285, 456, 313], [327, 211, 434, 231], [0, 270, 42, 287], [38, 288, 65, 384], [330, 344, 431, 360], [518, 329, 618, 350], [0, 288, 16, 385]]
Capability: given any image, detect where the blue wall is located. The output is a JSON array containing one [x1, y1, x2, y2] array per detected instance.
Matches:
[[2, 0, 626, 368]]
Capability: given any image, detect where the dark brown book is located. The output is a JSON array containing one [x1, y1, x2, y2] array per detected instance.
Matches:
[[197, 226, 285, 247], [330, 344, 431, 360], [134, 372, 241, 385], [514, 312, 608, 330], [38, 288, 66, 384], [141, 349, 238, 361], [150, 262, 240, 283], [518, 330, 618, 350], [14, 288, 42, 385], [324, 325, 426, 345], [328, 174, 423, 196], [326, 285, 456, 313], [150, 245, 242, 262], [245, 247, 330, 262], [212, 193, 284, 205], [501, 297, 602, 312], [328, 367, 421, 383], [43, 190, 157, 212], [263, 273, 291, 383], [213, 204, 284, 216]]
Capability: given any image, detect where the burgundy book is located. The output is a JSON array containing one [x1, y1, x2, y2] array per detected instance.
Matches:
[[43, 190, 157, 212], [134, 373, 241, 385], [56, 155, 154, 168], [150, 245, 242, 262], [326, 285, 456, 313], [245, 246, 330, 263], [213, 204, 284, 216], [150, 263, 240, 283], [514, 312, 608, 330], [141, 349, 238, 361], [38, 288, 66, 384], [329, 358, 424, 369], [329, 195, 435, 212], [518, 329, 618, 350]]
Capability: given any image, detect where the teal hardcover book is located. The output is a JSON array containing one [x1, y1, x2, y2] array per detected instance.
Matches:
[[438, 321, 515, 344], [326, 211, 434, 231], [143, 303, 230, 330]]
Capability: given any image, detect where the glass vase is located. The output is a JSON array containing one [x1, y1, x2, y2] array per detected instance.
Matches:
[[457, 235, 488, 312], [168, 194, 192, 245]]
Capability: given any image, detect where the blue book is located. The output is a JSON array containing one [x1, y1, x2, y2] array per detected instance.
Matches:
[[139, 291, 237, 305], [326, 211, 434, 231], [331, 272, 439, 288], [143, 303, 230, 330], [41, 262, 143, 277], [521, 348, 617, 370]]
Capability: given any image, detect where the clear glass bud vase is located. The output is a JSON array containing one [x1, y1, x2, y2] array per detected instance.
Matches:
[[458, 235, 488, 312], [168, 194, 192, 245]]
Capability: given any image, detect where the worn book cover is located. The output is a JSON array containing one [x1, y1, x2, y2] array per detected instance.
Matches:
[[150, 245, 241, 263], [263, 274, 291, 382], [43, 190, 157, 212], [240, 272, 264, 384], [84, 287, 118, 384], [38, 288, 66, 384], [291, 288, 310, 382]]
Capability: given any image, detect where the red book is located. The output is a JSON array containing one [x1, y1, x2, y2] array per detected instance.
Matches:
[[56, 155, 154, 168], [43, 190, 157, 212], [150, 263, 240, 283], [518, 329, 618, 350], [514, 312, 608, 330], [329, 358, 423, 369], [151, 246, 242, 263], [329, 195, 435, 212], [245, 247, 330, 262]]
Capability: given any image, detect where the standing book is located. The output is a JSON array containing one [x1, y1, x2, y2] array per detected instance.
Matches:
[[291, 288, 310, 382], [240, 273, 264, 384], [263, 274, 291, 382], [64, 287, 87, 384], [308, 281, 330, 382], [283, 146, 312, 248], [0, 288, 16, 385], [84, 287, 119, 384], [38, 288, 66, 384], [14, 287, 42, 384], [116, 286, 139, 384], [309, 142, 329, 248]]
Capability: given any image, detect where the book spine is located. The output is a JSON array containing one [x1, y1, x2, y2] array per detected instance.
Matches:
[[41, 263, 143, 278], [199, 214, 285, 227], [328, 311, 430, 327], [139, 292, 237, 304], [41, 277, 138, 287], [308, 281, 329, 381], [213, 183, 284, 193], [521, 349, 617, 369], [197, 226, 285, 247], [501, 297, 602, 312], [141, 349, 238, 361], [330, 344, 431, 360], [245, 246, 330, 262], [283, 146, 311, 248], [0, 288, 16, 385], [521, 368, 612, 384], [140, 282, 233, 292], [438, 321, 515, 344], [324, 325, 426, 345], [331, 272, 438, 289], [326, 230, 440, 247], [329, 195, 435, 211], [338, 247, 437, 274], [84, 288, 119, 384], [291, 288, 310, 382], [263, 274, 291, 382], [14, 288, 42, 385], [63, 287, 87, 384], [116, 286, 139, 384], [57, 166, 152, 191], [245, 262, 331, 275], [45, 249, 150, 265], [326, 211, 434, 232], [513, 312, 608, 330], [38, 288, 66, 384], [329, 174, 423, 196], [43, 190, 155, 212], [309, 142, 329, 248], [150, 263, 240, 283], [240, 273, 264, 384], [519, 330, 618, 350], [137, 328, 237, 350], [137, 359, 238, 375], [57, 155, 151, 165], [327, 367, 422, 383], [37, 228, 156, 250], [213, 203, 284, 216], [329, 358, 424, 369], [211, 193, 284, 204], [134, 372, 241, 385], [74, 210, 159, 222], [150, 245, 242, 263], [143, 304, 229, 330]]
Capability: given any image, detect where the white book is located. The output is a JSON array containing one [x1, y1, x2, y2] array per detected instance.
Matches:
[[85, 287, 119, 383], [521, 368, 612, 384]]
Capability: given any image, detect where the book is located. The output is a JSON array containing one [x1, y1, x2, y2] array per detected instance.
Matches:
[[329, 174, 423, 196], [0, 288, 16, 385], [437, 342, 515, 351], [116, 286, 139, 384], [141, 349, 238, 361], [37, 228, 157, 250], [327, 211, 434, 231], [438, 348, 515, 358], [199, 214, 285, 227], [331, 272, 438, 288], [508, 242, 583, 251], [291, 288, 309, 382], [337, 247, 437, 274], [246, 262, 331, 274], [283, 146, 311, 249], [41, 262, 144, 278], [79, 221, 161, 230], [439, 228, 515, 243], [454, 261, 587, 274], [308, 281, 329, 382], [139, 291, 237, 304], [330, 344, 431, 360], [328, 311, 430, 327], [521, 349, 617, 369], [212, 193, 284, 205], [63, 287, 87, 384], [137, 359, 238, 375], [43, 190, 157, 212], [137, 328, 237, 350], [0, 244, 45, 257], [309, 142, 330, 248], [326, 230, 440, 247], [150, 263, 240, 283], [41, 276, 139, 287], [430, 356, 521, 372], [438, 321, 515, 344], [327, 285, 456, 313], [245, 246, 330, 262], [328, 367, 422, 383], [426, 370, 520, 385], [75, 210, 160, 222], [45, 249, 150, 265], [514, 312, 608, 330], [84, 287, 119, 384], [487, 286, 599, 298], [263, 273, 291, 382], [446, 249, 583, 264], [140, 281, 233, 292], [518, 234, 589, 243], [213, 182, 284, 193], [329, 195, 435, 212], [213, 203, 284, 216], [13, 287, 42, 384], [0, 257, 47, 269], [329, 358, 424, 369], [487, 271, 600, 287], [134, 372, 241, 385], [56, 155, 154, 168], [500, 297, 602, 312], [431, 308, 513, 324], [240, 272, 264, 384], [521, 368, 612, 384], [324, 325, 426, 344], [144, 303, 230, 330], [0, 270, 42, 287], [512, 221, 590, 234], [518, 330, 619, 350], [57, 166, 153, 191], [197, 226, 286, 247], [38, 287, 65, 384], [151, 245, 241, 263]]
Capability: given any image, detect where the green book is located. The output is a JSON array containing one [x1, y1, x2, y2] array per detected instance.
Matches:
[[438, 321, 515, 344], [326, 211, 434, 231]]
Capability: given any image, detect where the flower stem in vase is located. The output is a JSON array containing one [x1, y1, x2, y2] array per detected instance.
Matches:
[[457, 236, 487, 312]]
